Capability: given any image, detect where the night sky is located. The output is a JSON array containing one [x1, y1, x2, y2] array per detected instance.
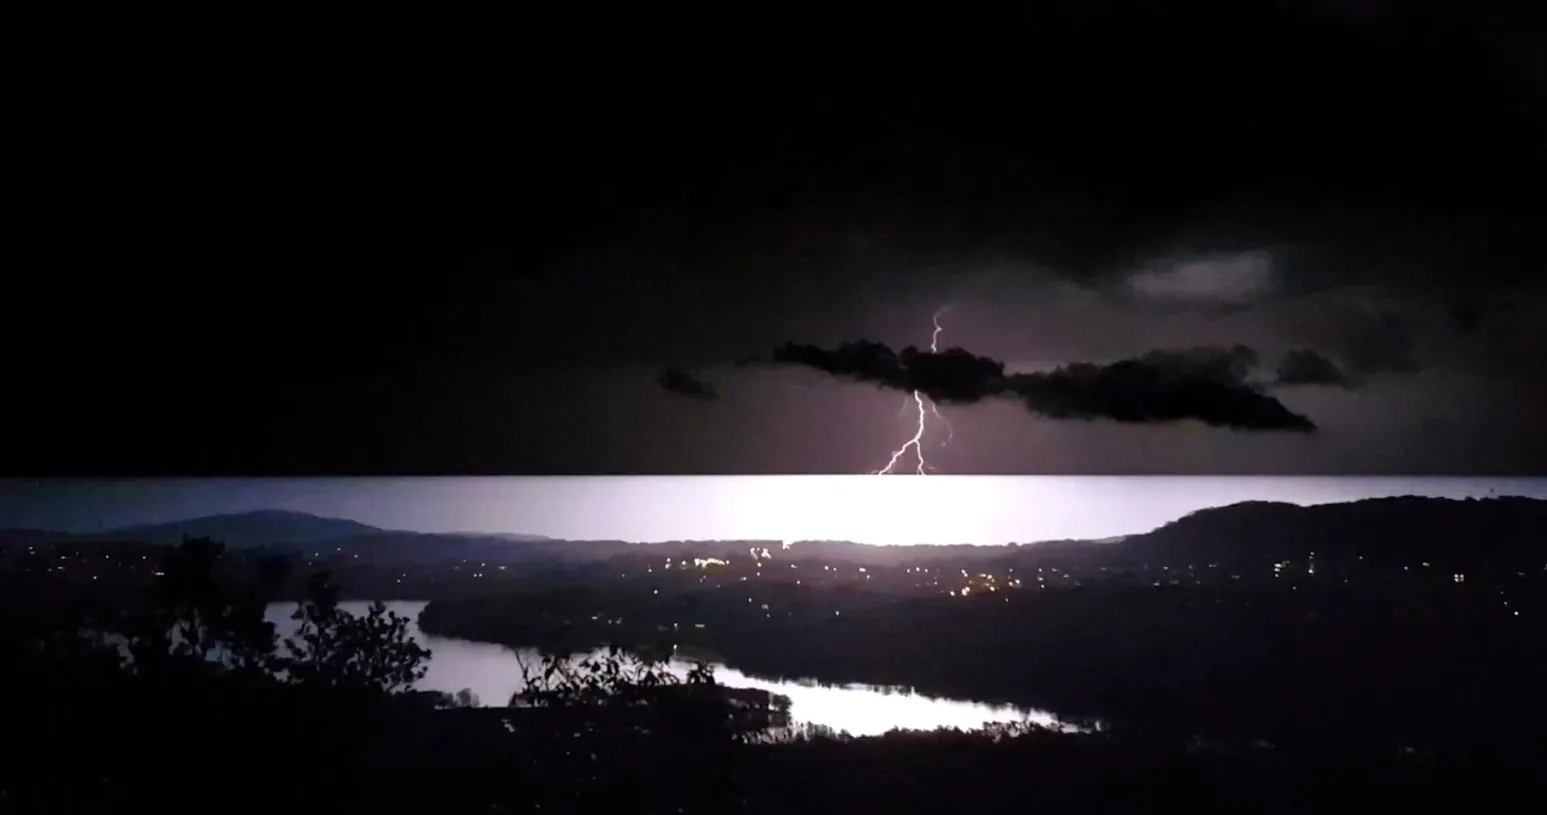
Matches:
[[10, 2, 1546, 475]]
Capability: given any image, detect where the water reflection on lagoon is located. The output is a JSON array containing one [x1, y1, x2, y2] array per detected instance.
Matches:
[[266, 602, 1079, 737]]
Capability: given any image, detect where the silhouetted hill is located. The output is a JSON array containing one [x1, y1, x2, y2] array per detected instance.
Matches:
[[308, 531, 582, 565], [446, 532, 556, 542], [1119, 496, 1547, 570], [4, 497, 1543, 574], [93, 510, 386, 548], [0, 528, 80, 548]]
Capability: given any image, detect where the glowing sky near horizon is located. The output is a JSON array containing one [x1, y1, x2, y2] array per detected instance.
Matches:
[[4, 476, 1546, 546]]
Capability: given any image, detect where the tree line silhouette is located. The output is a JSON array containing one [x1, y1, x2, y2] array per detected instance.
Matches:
[[4, 534, 1545, 813], [0, 537, 763, 813], [420, 574, 1547, 753]]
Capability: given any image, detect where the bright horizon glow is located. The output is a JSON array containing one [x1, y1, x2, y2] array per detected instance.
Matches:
[[5, 476, 1546, 547]]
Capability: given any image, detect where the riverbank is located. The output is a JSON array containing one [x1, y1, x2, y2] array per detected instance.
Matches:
[[11, 545, 1546, 815], [418, 581, 1547, 753], [273, 601, 1075, 735]]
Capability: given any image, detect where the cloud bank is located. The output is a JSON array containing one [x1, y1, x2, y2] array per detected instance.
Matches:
[[656, 367, 719, 401], [722, 340, 1317, 433]]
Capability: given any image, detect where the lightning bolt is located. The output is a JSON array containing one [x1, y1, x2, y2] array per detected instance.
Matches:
[[874, 306, 954, 475]]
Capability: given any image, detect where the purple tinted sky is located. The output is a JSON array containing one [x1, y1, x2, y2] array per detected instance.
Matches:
[[3, 477, 1544, 546]]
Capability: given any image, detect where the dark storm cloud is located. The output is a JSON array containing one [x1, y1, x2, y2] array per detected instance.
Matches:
[[1011, 360, 1315, 433], [1134, 345, 1260, 387], [11, 1, 1546, 479], [771, 3, 1542, 294], [657, 367, 718, 401], [1275, 349, 1352, 388], [1339, 309, 1423, 377], [1122, 251, 1278, 310], [18, 0, 1542, 386], [767, 341, 1007, 405], [739, 341, 1315, 432], [1449, 304, 1484, 335]]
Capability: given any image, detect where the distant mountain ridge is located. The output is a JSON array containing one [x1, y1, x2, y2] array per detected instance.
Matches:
[[93, 510, 387, 548], [1, 498, 1543, 572], [1122, 495, 1547, 569]]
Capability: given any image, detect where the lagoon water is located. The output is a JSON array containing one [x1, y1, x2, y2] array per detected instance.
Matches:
[[267, 601, 1072, 737]]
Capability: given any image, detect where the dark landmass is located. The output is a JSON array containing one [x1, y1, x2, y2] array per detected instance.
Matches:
[[12, 494, 1546, 563], [5, 496, 1541, 599], [59, 510, 556, 549], [95, 509, 384, 547], [11, 497, 1542, 752], [1129, 496, 1547, 569], [411, 496, 1547, 753], [422, 579, 1547, 752], [2, 498, 1545, 812]]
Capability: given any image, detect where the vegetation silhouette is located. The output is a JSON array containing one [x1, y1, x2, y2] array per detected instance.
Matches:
[[0, 536, 780, 813], [421, 576, 1547, 753], [3, 531, 1545, 813]]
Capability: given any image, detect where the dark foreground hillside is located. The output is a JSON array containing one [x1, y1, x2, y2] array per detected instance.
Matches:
[[11, 682, 1544, 815], [421, 576, 1547, 753], [5, 535, 1545, 814], [7, 497, 1543, 605]]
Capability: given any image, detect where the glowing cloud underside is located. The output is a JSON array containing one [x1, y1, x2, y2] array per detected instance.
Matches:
[[874, 307, 955, 475]]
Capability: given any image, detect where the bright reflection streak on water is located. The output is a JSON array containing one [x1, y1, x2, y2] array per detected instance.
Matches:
[[266, 602, 1079, 737]]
